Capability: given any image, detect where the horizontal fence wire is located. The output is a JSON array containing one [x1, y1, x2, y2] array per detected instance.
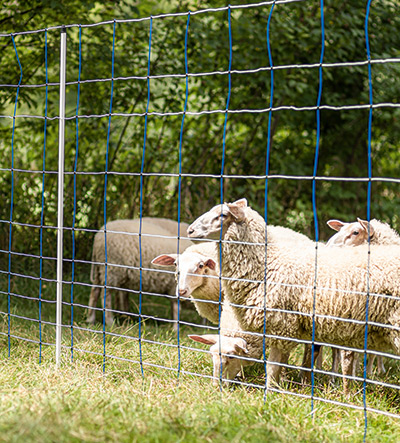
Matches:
[[1, 0, 400, 433]]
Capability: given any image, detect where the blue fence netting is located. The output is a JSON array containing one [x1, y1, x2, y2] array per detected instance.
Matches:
[[1, 1, 400, 435]]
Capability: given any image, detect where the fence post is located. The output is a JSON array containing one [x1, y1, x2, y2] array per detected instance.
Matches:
[[56, 26, 67, 366]]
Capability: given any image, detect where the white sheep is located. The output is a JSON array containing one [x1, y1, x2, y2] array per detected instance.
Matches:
[[327, 217, 400, 248], [188, 299, 268, 385], [326, 217, 400, 379], [87, 218, 192, 326], [187, 198, 400, 392], [153, 228, 310, 384], [152, 242, 221, 324], [153, 242, 263, 382]]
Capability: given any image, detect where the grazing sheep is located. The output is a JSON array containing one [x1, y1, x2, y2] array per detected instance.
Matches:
[[326, 217, 400, 379], [187, 198, 400, 392], [87, 218, 192, 326]]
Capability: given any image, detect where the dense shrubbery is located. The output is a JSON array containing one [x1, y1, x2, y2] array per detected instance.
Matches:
[[0, 0, 399, 266]]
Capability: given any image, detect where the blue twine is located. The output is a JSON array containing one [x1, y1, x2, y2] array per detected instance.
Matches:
[[263, 0, 275, 400], [38, 30, 49, 364], [138, 17, 153, 378], [363, 0, 373, 439], [103, 20, 116, 373], [218, 6, 232, 387], [71, 26, 82, 362], [176, 12, 191, 381], [7, 35, 23, 357], [310, 0, 325, 413]]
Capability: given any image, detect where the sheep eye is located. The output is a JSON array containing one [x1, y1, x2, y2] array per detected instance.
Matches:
[[353, 231, 359, 236], [198, 263, 204, 269]]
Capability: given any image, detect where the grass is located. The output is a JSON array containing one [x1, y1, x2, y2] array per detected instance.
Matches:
[[1, 263, 400, 441]]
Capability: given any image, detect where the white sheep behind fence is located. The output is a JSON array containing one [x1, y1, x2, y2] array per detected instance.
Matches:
[[87, 217, 192, 326], [153, 227, 312, 385], [187, 198, 400, 393], [326, 217, 400, 380]]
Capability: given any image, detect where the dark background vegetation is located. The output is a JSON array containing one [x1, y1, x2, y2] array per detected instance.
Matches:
[[0, 0, 399, 283]]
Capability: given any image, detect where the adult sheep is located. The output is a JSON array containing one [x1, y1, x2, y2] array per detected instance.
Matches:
[[153, 227, 312, 384], [187, 198, 400, 392], [325, 217, 400, 379], [87, 218, 192, 326]]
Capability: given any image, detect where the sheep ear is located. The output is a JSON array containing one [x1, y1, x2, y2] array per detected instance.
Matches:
[[227, 202, 246, 221], [151, 254, 178, 266], [327, 220, 345, 232], [234, 343, 248, 354], [231, 198, 247, 208], [205, 258, 217, 270], [357, 218, 375, 237], [188, 334, 218, 346]]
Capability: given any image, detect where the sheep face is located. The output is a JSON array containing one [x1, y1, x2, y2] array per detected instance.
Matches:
[[326, 218, 374, 247], [152, 253, 217, 298], [188, 198, 248, 240], [189, 334, 249, 385]]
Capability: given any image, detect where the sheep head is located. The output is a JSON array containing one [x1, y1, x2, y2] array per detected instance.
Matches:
[[187, 198, 248, 241], [152, 253, 217, 297], [326, 218, 375, 247], [189, 334, 249, 385]]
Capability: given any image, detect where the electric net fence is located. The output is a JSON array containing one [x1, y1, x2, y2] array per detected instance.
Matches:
[[1, 0, 400, 436]]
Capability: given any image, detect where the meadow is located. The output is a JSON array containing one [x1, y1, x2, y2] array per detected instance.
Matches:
[[1, 264, 400, 442]]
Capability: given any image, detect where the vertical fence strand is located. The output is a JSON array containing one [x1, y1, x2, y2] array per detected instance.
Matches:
[[217, 6, 232, 387], [7, 35, 23, 357], [176, 12, 191, 381], [138, 17, 153, 378], [263, 0, 275, 399], [363, 0, 374, 439], [310, 0, 325, 414], [102, 20, 117, 373]]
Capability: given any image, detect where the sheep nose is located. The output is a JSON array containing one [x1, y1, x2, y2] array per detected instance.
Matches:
[[178, 289, 188, 297], [188, 228, 194, 235]]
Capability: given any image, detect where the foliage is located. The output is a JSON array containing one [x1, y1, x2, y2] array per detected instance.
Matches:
[[0, 0, 399, 263]]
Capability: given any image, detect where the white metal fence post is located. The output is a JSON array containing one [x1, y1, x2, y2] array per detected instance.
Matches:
[[56, 26, 67, 366]]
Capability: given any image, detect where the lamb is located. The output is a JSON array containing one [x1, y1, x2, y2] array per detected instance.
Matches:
[[187, 198, 400, 392], [189, 299, 271, 385], [154, 228, 312, 384], [152, 242, 266, 383], [326, 217, 400, 378], [152, 242, 222, 324], [87, 217, 192, 326]]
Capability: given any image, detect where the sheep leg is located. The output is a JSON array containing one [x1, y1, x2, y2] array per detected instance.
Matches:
[[300, 344, 321, 384], [366, 354, 375, 376], [377, 356, 386, 375], [315, 346, 324, 370], [87, 285, 101, 324], [266, 347, 287, 390], [171, 299, 178, 331], [101, 288, 114, 326], [117, 291, 130, 314], [340, 350, 354, 395], [330, 348, 341, 383]]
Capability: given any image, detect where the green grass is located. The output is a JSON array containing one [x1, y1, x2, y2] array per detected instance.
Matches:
[[1, 264, 400, 442]]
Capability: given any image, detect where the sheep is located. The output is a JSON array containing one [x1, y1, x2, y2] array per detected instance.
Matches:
[[187, 198, 400, 392], [326, 217, 400, 378], [154, 228, 311, 384], [189, 299, 270, 385], [151, 242, 222, 324], [327, 218, 400, 248], [87, 218, 192, 326]]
